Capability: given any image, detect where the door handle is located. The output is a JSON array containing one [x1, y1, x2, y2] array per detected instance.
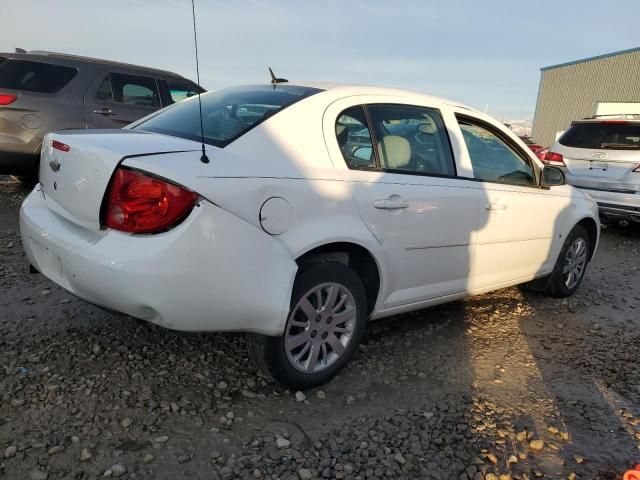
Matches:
[[485, 202, 507, 211], [93, 108, 115, 116], [374, 198, 409, 210]]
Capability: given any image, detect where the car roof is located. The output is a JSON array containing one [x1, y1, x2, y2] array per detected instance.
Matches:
[[576, 115, 640, 123], [0, 50, 188, 79], [268, 81, 480, 112]]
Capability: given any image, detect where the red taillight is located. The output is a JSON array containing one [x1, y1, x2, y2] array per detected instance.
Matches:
[[535, 148, 548, 161], [0, 93, 17, 105], [542, 151, 565, 166], [51, 140, 70, 152], [104, 168, 198, 234]]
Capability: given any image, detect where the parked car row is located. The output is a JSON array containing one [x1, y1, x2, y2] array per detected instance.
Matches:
[[0, 50, 203, 177]]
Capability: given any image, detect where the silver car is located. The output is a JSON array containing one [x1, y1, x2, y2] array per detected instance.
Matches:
[[546, 116, 640, 223]]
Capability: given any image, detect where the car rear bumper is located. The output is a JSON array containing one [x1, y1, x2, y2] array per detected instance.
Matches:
[[20, 186, 297, 334], [577, 187, 640, 222]]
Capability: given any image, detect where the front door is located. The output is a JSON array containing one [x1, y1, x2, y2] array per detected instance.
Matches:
[[454, 114, 570, 289], [332, 103, 481, 308]]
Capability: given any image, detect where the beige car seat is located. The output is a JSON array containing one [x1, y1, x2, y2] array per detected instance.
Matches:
[[378, 135, 412, 169]]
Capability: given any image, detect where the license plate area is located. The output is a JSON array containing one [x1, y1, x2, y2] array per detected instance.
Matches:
[[588, 161, 608, 172], [28, 238, 71, 289]]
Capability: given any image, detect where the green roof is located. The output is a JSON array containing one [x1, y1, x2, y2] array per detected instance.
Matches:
[[541, 46, 640, 71]]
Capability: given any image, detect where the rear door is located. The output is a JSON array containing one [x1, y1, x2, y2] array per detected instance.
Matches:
[[553, 121, 640, 192], [325, 98, 481, 308], [84, 71, 162, 128]]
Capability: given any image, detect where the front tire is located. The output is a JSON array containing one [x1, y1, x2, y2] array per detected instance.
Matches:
[[544, 225, 590, 297], [248, 262, 368, 390]]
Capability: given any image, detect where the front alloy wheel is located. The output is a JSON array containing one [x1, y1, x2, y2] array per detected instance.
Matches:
[[248, 262, 368, 390], [562, 237, 588, 290], [545, 224, 591, 297]]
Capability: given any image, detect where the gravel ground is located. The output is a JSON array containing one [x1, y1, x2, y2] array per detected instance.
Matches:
[[1, 175, 640, 480]]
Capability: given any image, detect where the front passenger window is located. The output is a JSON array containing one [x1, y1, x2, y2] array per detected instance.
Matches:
[[165, 80, 200, 104], [458, 120, 534, 186]]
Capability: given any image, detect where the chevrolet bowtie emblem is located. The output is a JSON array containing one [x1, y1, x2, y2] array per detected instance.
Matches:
[[49, 159, 61, 172]]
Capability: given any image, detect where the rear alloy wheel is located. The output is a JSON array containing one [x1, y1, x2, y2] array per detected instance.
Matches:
[[544, 225, 590, 297], [248, 262, 367, 390]]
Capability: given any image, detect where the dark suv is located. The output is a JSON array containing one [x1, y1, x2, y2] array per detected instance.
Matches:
[[0, 50, 204, 176]]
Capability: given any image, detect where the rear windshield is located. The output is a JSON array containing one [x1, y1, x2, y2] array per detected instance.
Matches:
[[0, 59, 77, 93], [132, 84, 322, 147], [559, 122, 640, 150]]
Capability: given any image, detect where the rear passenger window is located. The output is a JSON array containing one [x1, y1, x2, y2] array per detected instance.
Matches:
[[108, 73, 160, 108], [367, 104, 455, 176], [0, 59, 77, 93], [458, 119, 534, 186], [336, 106, 375, 169], [96, 76, 113, 101]]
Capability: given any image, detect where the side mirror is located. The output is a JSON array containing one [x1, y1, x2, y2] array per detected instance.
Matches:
[[542, 166, 566, 187], [352, 146, 373, 161]]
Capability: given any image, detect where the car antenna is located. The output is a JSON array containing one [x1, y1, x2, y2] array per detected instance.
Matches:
[[269, 67, 288, 85], [191, 0, 209, 164]]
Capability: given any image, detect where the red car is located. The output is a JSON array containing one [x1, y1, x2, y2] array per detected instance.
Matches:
[[519, 136, 545, 155]]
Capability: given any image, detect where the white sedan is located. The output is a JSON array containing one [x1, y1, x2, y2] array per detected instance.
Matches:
[[20, 83, 599, 389]]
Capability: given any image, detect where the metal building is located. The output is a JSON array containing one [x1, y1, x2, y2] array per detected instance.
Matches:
[[532, 47, 640, 147]]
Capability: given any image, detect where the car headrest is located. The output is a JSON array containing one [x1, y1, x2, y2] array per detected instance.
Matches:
[[378, 135, 411, 169], [418, 122, 436, 134]]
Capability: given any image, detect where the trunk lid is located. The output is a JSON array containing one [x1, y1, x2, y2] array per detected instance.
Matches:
[[557, 145, 640, 191], [39, 129, 200, 230]]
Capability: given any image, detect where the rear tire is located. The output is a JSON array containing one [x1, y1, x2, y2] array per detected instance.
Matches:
[[10, 175, 38, 186], [248, 262, 368, 390], [544, 225, 590, 297]]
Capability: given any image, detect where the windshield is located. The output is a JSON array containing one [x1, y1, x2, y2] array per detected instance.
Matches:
[[132, 84, 323, 147], [559, 122, 640, 150]]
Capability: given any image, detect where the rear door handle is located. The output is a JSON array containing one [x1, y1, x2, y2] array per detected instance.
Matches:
[[486, 202, 507, 211], [93, 108, 115, 116], [374, 198, 409, 210]]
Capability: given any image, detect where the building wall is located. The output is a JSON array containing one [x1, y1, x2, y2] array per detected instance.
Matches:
[[532, 49, 640, 146]]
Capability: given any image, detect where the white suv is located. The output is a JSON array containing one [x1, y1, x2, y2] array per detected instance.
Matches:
[[20, 83, 599, 388], [545, 116, 640, 224]]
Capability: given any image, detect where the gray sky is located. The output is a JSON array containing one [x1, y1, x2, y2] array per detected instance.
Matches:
[[3, 0, 639, 120]]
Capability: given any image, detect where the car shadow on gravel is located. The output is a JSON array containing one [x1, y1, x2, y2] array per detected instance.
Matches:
[[516, 225, 640, 479]]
